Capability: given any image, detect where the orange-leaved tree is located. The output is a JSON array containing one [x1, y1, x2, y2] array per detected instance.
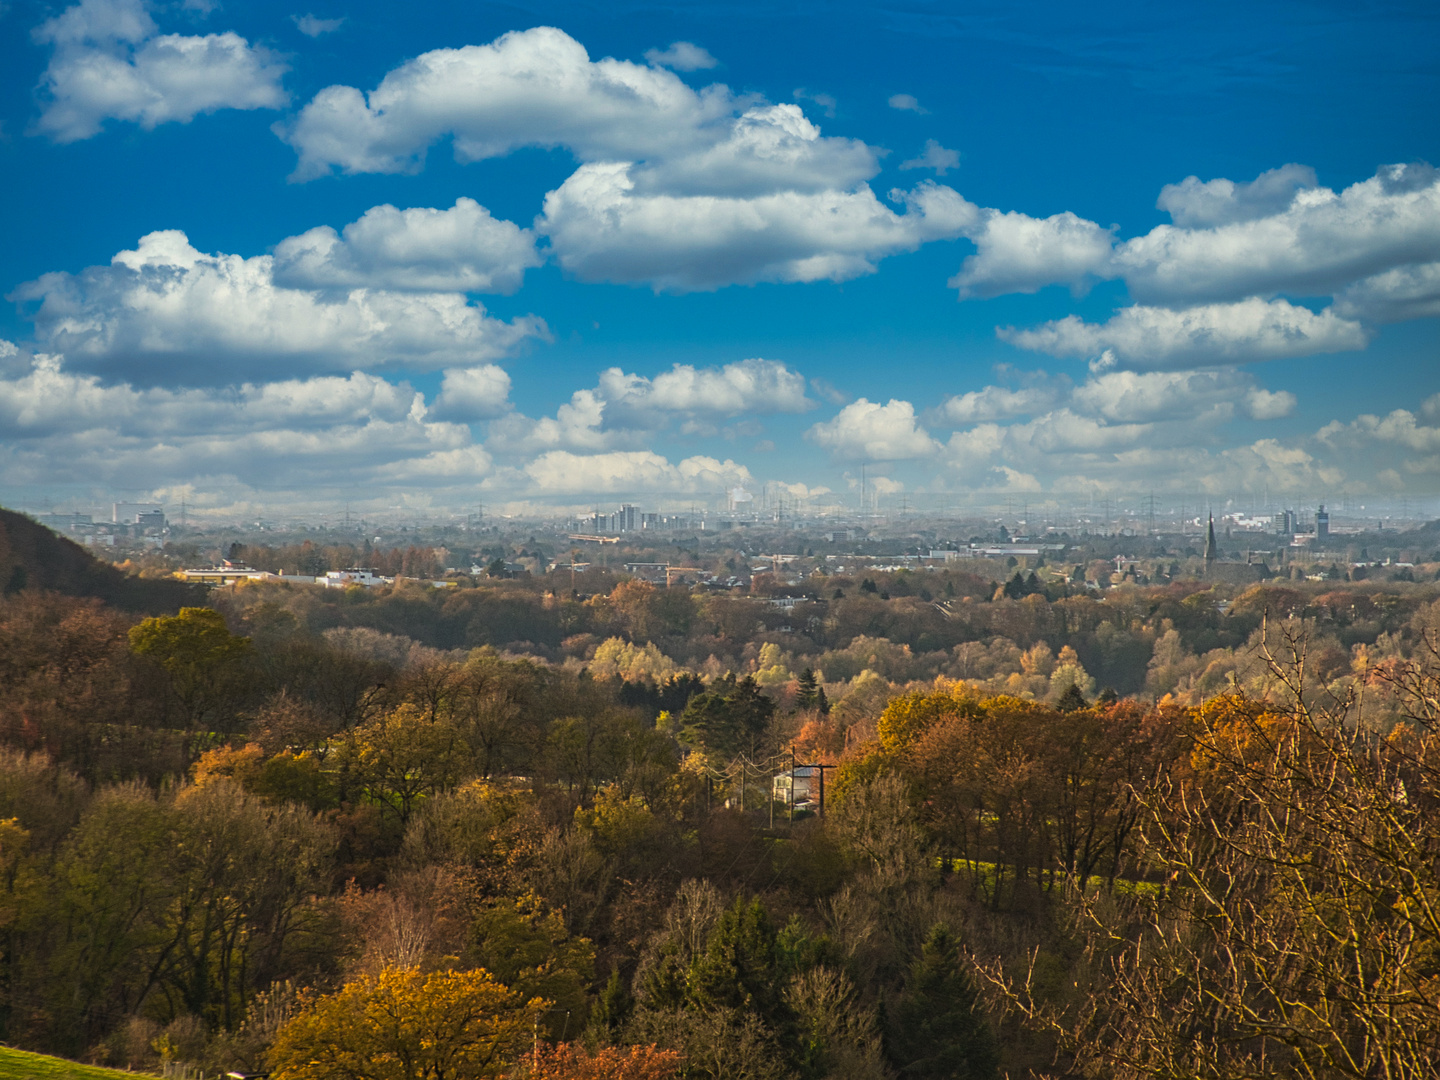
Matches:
[[527, 1043, 682, 1080]]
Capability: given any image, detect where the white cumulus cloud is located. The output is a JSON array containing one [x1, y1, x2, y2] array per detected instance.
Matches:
[[1116, 162, 1440, 305], [272, 198, 541, 294], [0, 354, 427, 439], [540, 168, 976, 291], [628, 104, 877, 198], [509, 450, 752, 495], [1318, 409, 1440, 455], [962, 162, 1440, 375], [950, 209, 1115, 297], [957, 163, 1440, 307], [0, 351, 484, 492], [486, 358, 810, 454], [1156, 163, 1318, 228], [1333, 260, 1440, 323], [937, 404, 1337, 495], [887, 93, 926, 113], [1244, 387, 1297, 420], [279, 26, 738, 180], [931, 362, 1313, 494], [278, 26, 987, 292], [806, 398, 941, 461], [1071, 369, 1253, 423], [486, 389, 627, 456], [1314, 410, 1440, 482], [13, 230, 547, 383], [999, 298, 1368, 370], [938, 381, 1067, 423], [940, 367, 1295, 430], [599, 358, 811, 419], [33, 0, 288, 142], [431, 365, 513, 421]]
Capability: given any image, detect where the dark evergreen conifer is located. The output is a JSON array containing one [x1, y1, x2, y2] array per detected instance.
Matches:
[[596, 968, 634, 1032], [688, 897, 786, 1018], [886, 923, 998, 1080], [797, 668, 820, 710], [677, 675, 775, 757]]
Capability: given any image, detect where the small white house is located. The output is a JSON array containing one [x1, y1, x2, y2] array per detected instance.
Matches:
[[773, 766, 819, 806]]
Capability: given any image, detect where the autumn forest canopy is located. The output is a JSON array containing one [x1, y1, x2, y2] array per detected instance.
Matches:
[[0, 525, 1437, 1079]]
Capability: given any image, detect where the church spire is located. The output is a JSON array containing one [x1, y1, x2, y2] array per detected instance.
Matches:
[[1204, 511, 1217, 569]]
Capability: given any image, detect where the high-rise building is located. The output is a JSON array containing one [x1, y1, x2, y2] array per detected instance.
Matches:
[[1315, 504, 1329, 540], [113, 501, 162, 524], [1272, 509, 1297, 536], [618, 504, 639, 532]]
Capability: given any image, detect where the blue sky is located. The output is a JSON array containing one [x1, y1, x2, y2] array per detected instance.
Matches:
[[1, 0, 1437, 516]]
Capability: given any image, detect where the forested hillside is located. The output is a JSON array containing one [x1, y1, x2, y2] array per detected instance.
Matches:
[[211, 565, 1439, 705], [0, 568, 1435, 1078], [0, 509, 200, 613]]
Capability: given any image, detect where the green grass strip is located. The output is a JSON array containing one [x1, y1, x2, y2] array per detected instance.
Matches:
[[0, 1047, 160, 1080]]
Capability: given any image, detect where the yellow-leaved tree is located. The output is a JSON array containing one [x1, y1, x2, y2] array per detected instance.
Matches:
[[268, 966, 546, 1080], [129, 607, 251, 728]]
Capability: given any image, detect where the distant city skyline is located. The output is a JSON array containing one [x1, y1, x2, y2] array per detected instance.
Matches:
[[1, 0, 1437, 516]]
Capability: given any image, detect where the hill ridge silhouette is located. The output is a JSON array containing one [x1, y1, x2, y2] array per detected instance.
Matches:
[[0, 507, 203, 613]]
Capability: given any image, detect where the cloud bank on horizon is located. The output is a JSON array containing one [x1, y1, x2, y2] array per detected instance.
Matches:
[[1, 0, 1438, 514]]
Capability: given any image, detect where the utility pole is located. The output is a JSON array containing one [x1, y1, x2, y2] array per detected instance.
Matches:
[[789, 748, 795, 823], [808, 763, 834, 817]]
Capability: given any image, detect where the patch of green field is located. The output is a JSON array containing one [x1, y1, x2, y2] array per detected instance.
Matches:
[[0, 1047, 158, 1080], [934, 856, 1162, 898]]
